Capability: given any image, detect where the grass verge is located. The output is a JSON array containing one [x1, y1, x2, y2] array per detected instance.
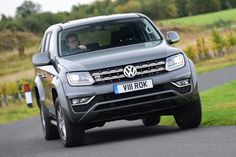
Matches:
[[161, 80, 236, 126], [196, 52, 236, 74], [0, 101, 39, 125]]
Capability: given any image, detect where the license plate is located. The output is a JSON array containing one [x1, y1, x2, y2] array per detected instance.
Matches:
[[114, 80, 153, 94]]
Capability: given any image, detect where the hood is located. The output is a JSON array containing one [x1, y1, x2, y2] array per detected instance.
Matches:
[[57, 41, 180, 72]]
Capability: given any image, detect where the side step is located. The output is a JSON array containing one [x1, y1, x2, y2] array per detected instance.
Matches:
[[50, 119, 57, 126]]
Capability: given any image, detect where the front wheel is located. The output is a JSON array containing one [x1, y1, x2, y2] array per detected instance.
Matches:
[[174, 97, 202, 129], [40, 103, 59, 140], [55, 98, 85, 147]]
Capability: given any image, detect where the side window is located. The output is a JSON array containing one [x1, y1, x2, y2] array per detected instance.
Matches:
[[38, 39, 44, 53], [38, 44, 42, 53], [43, 32, 52, 53], [48, 33, 56, 58]]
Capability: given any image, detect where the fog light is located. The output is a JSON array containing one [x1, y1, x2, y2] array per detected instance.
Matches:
[[71, 96, 95, 106], [172, 79, 190, 87]]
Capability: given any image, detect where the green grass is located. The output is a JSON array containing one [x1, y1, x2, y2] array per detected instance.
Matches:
[[161, 80, 236, 126], [0, 101, 39, 125], [196, 52, 236, 74], [201, 80, 236, 126], [160, 8, 236, 27]]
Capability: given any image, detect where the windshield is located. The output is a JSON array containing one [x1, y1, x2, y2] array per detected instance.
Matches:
[[59, 17, 162, 57]]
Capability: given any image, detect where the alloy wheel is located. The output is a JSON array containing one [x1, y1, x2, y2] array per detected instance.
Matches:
[[57, 105, 67, 141]]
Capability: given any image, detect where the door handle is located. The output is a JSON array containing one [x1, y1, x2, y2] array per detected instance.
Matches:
[[38, 74, 47, 79]]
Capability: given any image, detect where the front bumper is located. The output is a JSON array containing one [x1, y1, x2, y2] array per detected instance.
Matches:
[[61, 64, 199, 124]]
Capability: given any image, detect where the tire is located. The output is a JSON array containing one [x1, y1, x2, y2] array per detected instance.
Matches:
[[174, 97, 202, 129], [40, 103, 59, 140], [142, 115, 161, 126], [55, 98, 85, 147]]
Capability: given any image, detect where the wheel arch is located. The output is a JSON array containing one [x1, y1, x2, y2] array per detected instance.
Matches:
[[52, 88, 58, 106], [188, 59, 198, 89], [34, 75, 46, 109], [51, 78, 73, 123], [34, 86, 40, 109]]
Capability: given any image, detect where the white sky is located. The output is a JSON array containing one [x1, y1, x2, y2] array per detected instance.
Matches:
[[0, 0, 96, 17]]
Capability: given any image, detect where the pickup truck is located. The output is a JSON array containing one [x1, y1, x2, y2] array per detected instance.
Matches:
[[32, 13, 202, 147]]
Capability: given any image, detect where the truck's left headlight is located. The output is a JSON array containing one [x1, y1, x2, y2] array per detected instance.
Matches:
[[165, 54, 185, 71], [67, 72, 94, 86]]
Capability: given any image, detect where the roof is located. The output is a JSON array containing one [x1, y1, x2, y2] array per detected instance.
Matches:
[[58, 13, 143, 30]]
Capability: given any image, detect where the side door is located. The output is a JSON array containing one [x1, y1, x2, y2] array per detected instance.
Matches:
[[38, 32, 58, 115]]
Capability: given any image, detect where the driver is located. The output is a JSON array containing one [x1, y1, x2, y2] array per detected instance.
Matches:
[[66, 33, 86, 50]]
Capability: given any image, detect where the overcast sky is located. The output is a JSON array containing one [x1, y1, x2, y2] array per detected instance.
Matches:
[[0, 0, 96, 17]]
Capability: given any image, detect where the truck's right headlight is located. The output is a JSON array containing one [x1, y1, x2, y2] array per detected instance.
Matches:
[[67, 72, 94, 86], [165, 54, 185, 71]]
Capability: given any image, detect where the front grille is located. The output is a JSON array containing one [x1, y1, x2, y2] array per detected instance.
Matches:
[[91, 58, 166, 84]]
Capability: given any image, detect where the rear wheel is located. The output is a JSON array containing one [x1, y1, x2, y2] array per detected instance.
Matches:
[[55, 98, 85, 147], [142, 115, 161, 126], [174, 97, 202, 129], [40, 103, 59, 140]]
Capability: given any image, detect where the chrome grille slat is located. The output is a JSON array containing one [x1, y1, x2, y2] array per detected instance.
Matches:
[[135, 61, 165, 69], [136, 67, 165, 75], [96, 75, 125, 82], [92, 68, 123, 76], [91, 59, 166, 84]]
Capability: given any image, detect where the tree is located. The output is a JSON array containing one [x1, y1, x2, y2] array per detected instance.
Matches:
[[176, 0, 189, 17], [219, 0, 236, 9], [1, 14, 8, 21], [187, 0, 221, 15], [19, 12, 68, 33], [0, 14, 21, 31], [70, 4, 93, 19], [114, 0, 142, 13], [92, 0, 115, 15], [16, 0, 41, 18], [142, 0, 178, 19]]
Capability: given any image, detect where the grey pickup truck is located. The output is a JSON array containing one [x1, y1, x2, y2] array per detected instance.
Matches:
[[32, 13, 202, 147]]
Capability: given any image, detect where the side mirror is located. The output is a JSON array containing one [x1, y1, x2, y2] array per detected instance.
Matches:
[[166, 31, 180, 44], [32, 53, 50, 66]]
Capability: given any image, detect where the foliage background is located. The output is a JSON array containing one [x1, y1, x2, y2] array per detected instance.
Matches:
[[1, 0, 236, 34]]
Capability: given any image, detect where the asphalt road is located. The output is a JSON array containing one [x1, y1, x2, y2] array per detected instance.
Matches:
[[0, 65, 236, 157], [198, 65, 236, 92]]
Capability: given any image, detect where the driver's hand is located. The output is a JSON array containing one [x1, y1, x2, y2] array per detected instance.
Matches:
[[79, 45, 87, 50]]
